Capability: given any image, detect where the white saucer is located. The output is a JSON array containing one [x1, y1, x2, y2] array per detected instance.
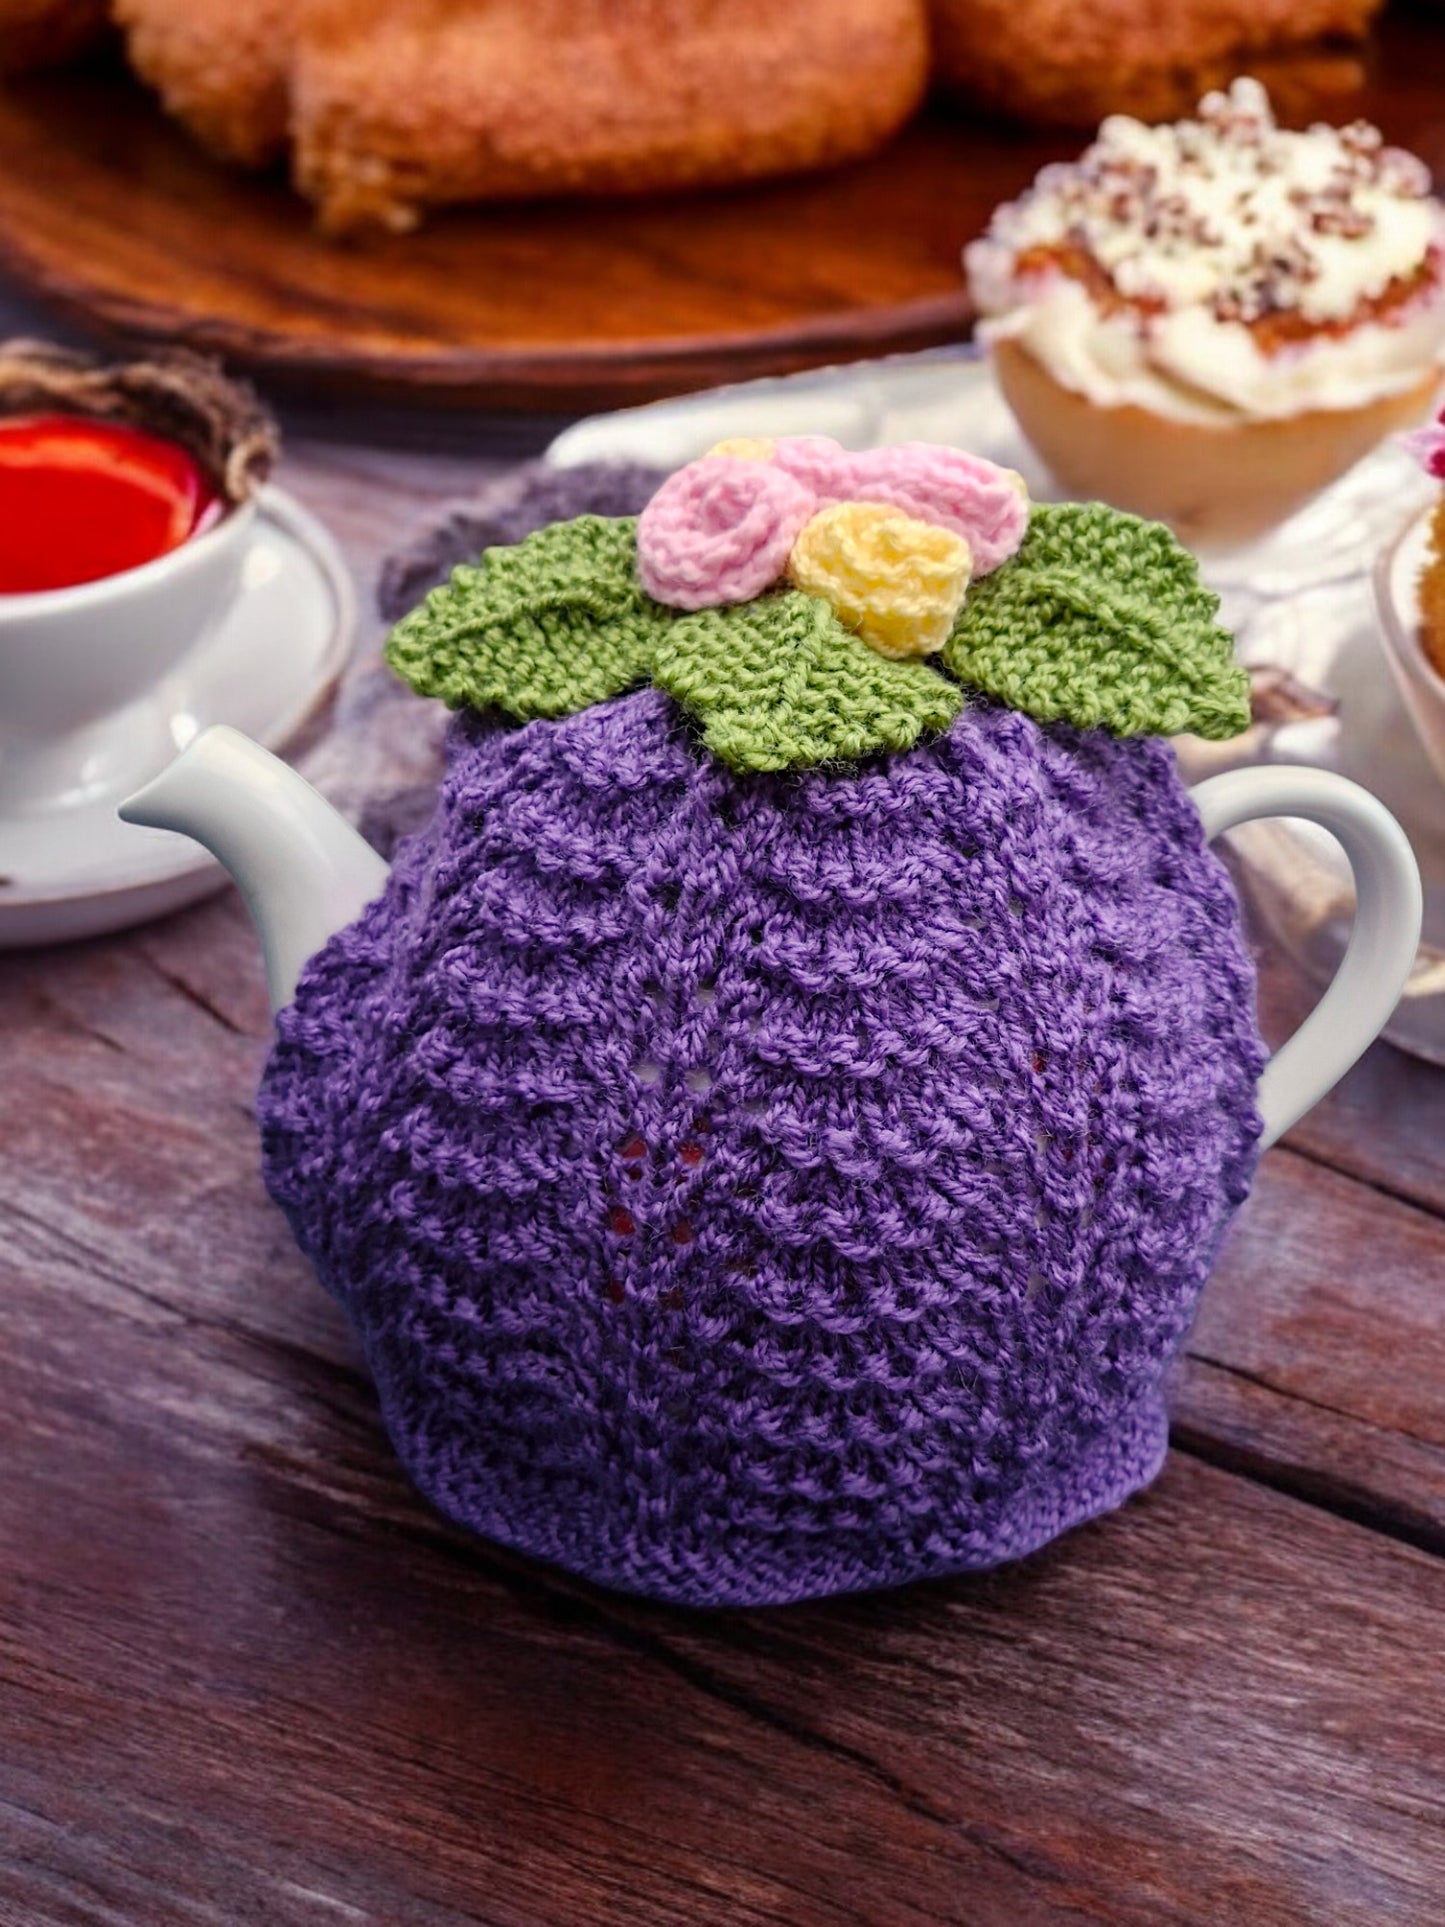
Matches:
[[0, 486, 354, 948], [549, 351, 1445, 1062]]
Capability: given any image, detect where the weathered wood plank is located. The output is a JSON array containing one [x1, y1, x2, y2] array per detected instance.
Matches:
[[2, 1372, 1442, 1927], [1174, 1148, 1445, 1551]]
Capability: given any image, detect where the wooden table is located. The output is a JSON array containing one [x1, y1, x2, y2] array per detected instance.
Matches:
[[4, 429, 1445, 1923]]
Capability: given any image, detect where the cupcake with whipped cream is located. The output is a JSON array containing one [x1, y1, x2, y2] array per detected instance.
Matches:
[[1405, 403, 1445, 675], [966, 78, 1445, 545]]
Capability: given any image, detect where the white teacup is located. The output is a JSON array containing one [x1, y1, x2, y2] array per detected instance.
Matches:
[[0, 493, 257, 816]]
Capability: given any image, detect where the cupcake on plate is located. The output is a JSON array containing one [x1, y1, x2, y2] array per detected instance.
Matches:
[[966, 78, 1445, 546], [1405, 403, 1445, 673]]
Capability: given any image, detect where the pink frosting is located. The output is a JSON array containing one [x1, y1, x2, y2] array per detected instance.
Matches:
[[1403, 412, 1445, 481], [636, 457, 814, 609]]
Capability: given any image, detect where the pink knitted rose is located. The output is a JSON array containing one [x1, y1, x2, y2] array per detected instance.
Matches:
[[771, 436, 1029, 575], [840, 444, 1029, 575], [637, 455, 815, 609], [636, 437, 1033, 655], [768, 435, 858, 496]]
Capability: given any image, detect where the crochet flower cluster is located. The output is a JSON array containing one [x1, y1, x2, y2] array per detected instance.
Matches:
[[386, 441, 1253, 774], [637, 437, 1029, 658]]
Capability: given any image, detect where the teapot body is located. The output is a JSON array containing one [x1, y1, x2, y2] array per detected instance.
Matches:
[[259, 689, 1265, 1605]]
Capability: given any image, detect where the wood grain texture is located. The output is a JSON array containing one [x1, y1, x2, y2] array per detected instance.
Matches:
[[1175, 1147, 1445, 1551], [3, 441, 1445, 1925], [0, 64, 1018, 414], [0, 7, 1439, 415]]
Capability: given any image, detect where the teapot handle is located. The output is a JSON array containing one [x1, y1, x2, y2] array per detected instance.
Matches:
[[1190, 766, 1422, 1151]]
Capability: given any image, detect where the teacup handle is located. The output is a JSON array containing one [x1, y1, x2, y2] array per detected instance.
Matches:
[[1190, 766, 1422, 1151]]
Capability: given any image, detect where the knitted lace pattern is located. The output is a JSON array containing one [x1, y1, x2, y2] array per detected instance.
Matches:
[[258, 690, 1265, 1607]]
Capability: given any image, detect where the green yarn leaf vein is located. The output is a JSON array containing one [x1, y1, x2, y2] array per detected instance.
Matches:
[[654, 592, 962, 773], [385, 516, 667, 719], [942, 502, 1250, 741]]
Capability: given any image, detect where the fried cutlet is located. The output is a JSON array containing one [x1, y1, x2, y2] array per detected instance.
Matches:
[[930, 0, 1385, 126]]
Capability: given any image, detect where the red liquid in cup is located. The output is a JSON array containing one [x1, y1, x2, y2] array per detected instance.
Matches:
[[0, 414, 221, 595]]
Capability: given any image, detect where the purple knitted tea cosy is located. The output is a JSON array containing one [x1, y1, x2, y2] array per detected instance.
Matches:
[[258, 441, 1266, 1607]]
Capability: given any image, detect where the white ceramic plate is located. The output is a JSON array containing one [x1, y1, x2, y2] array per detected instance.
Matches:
[[548, 351, 1445, 1062], [0, 485, 355, 948]]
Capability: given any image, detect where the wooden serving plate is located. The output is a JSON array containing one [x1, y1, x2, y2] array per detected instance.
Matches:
[[0, 16, 1440, 419], [0, 60, 1070, 415]]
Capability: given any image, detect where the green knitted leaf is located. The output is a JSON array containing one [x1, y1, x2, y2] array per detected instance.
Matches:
[[942, 502, 1250, 740], [385, 515, 668, 719], [653, 591, 963, 774]]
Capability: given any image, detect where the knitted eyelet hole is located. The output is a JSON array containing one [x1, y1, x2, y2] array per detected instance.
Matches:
[[634, 1058, 662, 1087], [604, 1278, 626, 1306], [608, 1205, 636, 1237], [685, 1067, 713, 1096], [671, 1219, 694, 1247], [619, 1133, 647, 1161], [695, 977, 717, 1008], [679, 1141, 704, 1168], [661, 1286, 685, 1312]]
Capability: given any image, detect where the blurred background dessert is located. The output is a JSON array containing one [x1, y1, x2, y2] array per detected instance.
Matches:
[[0, 2, 1437, 418], [0, 0, 105, 73], [6, 0, 934, 230], [929, 0, 1384, 128], [1408, 402, 1445, 673], [114, 0, 289, 167], [965, 79, 1445, 545], [0, 0, 1400, 229]]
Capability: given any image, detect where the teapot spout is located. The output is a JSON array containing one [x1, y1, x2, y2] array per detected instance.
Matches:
[[119, 724, 389, 1012]]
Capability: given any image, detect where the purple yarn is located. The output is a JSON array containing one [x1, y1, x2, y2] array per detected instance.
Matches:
[[377, 460, 668, 621], [258, 687, 1265, 1606]]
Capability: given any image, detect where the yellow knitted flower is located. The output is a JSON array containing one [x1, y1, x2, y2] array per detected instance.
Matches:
[[788, 502, 973, 658], [705, 436, 777, 462]]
